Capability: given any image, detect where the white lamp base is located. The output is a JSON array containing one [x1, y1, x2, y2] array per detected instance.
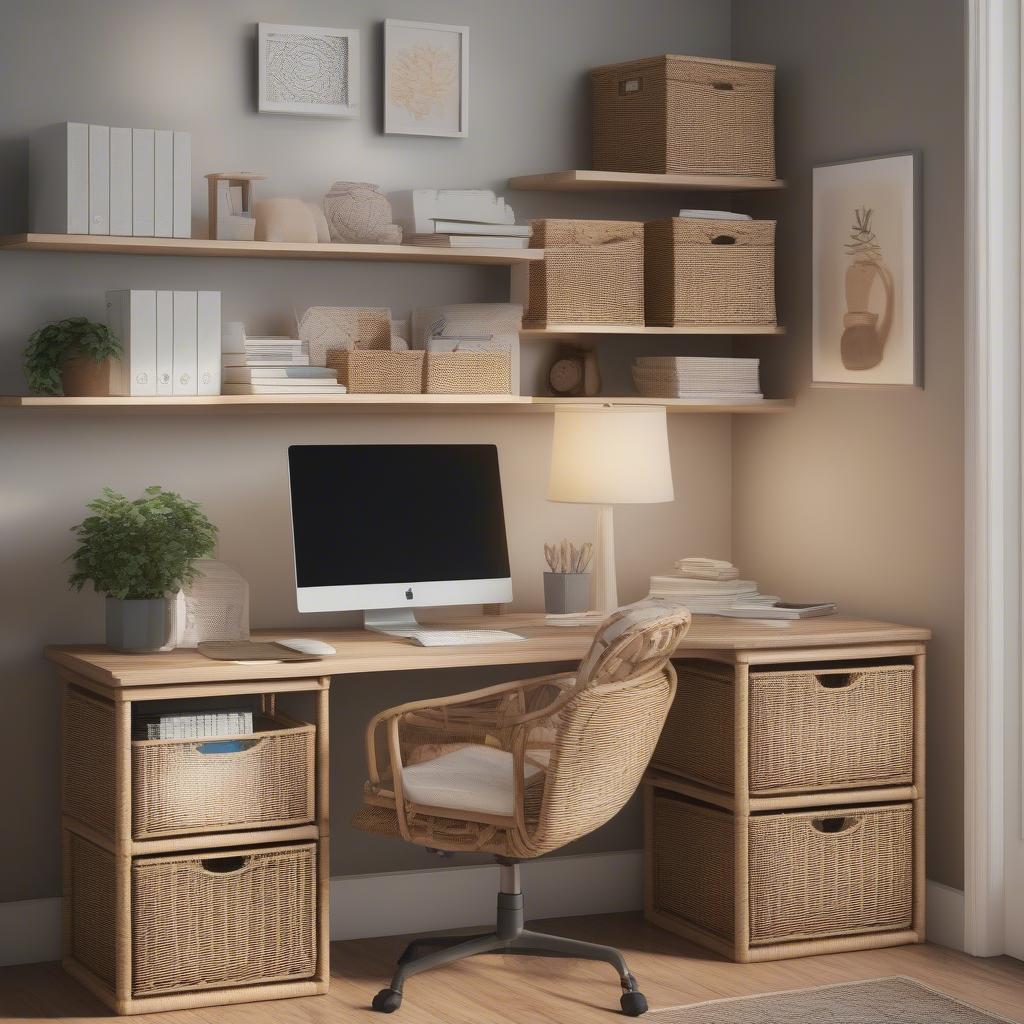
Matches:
[[592, 504, 618, 613]]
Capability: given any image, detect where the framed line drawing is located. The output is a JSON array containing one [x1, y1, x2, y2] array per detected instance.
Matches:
[[383, 19, 468, 138], [812, 152, 921, 387], [258, 23, 360, 118]]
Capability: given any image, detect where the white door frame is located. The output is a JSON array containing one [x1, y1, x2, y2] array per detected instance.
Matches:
[[964, 0, 1022, 958]]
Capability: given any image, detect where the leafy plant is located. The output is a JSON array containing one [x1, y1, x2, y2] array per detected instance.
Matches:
[[68, 487, 218, 600], [23, 316, 121, 396]]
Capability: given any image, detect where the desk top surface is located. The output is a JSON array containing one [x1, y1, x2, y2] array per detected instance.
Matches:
[[47, 612, 931, 689]]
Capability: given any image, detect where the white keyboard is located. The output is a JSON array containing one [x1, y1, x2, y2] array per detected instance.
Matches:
[[406, 629, 526, 647]]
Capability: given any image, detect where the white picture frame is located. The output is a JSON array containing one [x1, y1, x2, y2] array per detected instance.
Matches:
[[258, 23, 360, 118], [812, 152, 921, 387], [383, 19, 468, 138]]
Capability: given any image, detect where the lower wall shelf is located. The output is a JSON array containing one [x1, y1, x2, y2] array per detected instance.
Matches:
[[0, 395, 794, 414]]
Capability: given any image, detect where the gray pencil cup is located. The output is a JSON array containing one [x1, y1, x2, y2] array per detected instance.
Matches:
[[543, 572, 591, 615]]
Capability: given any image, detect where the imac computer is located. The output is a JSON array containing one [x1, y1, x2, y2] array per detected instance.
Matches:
[[287, 444, 521, 646]]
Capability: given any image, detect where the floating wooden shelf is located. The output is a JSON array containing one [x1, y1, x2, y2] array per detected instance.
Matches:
[[520, 324, 785, 339], [507, 169, 786, 192], [0, 394, 792, 415], [0, 233, 542, 266]]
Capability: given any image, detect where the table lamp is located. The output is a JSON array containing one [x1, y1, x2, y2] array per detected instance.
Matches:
[[547, 404, 674, 613]]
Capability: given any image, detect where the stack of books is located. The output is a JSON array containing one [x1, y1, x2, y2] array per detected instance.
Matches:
[[389, 188, 533, 249], [649, 557, 779, 612], [221, 325, 347, 395], [138, 709, 253, 740], [631, 356, 762, 401]]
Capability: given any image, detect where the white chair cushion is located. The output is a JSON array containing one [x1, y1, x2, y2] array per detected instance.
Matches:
[[399, 744, 547, 817]]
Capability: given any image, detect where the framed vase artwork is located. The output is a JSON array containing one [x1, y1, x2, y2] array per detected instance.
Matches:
[[258, 23, 360, 118], [383, 19, 468, 138], [812, 152, 921, 386]]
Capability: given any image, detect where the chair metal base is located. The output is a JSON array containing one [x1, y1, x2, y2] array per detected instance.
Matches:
[[371, 862, 648, 1016]]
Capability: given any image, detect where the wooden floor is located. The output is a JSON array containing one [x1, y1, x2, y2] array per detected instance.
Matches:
[[3, 914, 1024, 1023]]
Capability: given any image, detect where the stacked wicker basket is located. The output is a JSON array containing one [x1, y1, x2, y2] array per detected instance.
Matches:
[[644, 656, 925, 962]]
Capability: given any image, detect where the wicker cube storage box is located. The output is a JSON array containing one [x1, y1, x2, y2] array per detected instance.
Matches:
[[132, 713, 315, 839], [523, 219, 644, 327], [591, 55, 775, 177], [328, 350, 424, 393], [425, 351, 512, 394], [653, 660, 915, 795], [644, 217, 777, 327], [646, 788, 917, 959]]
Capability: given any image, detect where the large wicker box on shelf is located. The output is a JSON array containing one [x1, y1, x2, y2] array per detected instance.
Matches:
[[425, 351, 512, 394], [327, 350, 424, 393], [653, 660, 915, 795], [648, 789, 914, 950], [131, 712, 315, 839], [132, 843, 318, 996], [524, 219, 644, 327], [644, 217, 777, 327], [591, 55, 775, 177]]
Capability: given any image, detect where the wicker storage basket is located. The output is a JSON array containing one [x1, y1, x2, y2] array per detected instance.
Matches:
[[63, 686, 116, 837], [131, 712, 315, 839], [649, 790, 914, 946], [645, 217, 777, 327], [425, 351, 512, 394], [591, 55, 775, 177], [132, 843, 317, 995], [328, 350, 424, 393], [524, 219, 644, 327], [654, 660, 915, 795]]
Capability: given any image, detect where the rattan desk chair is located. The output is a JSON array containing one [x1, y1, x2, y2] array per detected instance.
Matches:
[[352, 602, 692, 1016]]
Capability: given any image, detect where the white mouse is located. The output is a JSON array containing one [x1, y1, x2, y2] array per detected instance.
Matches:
[[278, 638, 337, 656]]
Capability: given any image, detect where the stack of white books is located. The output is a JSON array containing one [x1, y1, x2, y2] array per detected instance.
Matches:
[[142, 709, 253, 740], [389, 188, 533, 249], [221, 325, 347, 395], [649, 557, 779, 612], [632, 356, 762, 401]]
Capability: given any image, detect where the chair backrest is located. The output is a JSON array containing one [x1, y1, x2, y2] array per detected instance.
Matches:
[[525, 601, 691, 855]]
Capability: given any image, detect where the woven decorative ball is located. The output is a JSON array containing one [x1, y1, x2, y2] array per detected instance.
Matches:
[[322, 182, 402, 244]]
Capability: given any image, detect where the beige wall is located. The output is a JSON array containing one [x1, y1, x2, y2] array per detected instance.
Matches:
[[730, 0, 966, 888], [0, 0, 733, 903]]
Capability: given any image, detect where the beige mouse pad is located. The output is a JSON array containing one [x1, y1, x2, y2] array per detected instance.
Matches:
[[197, 641, 321, 663]]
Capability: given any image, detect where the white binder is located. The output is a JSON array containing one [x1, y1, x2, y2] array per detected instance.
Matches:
[[88, 124, 110, 235], [106, 291, 157, 396], [155, 291, 174, 395], [29, 122, 89, 234], [172, 291, 198, 395], [154, 130, 173, 237], [172, 132, 191, 238], [109, 127, 132, 236], [196, 291, 221, 396], [132, 128, 155, 236]]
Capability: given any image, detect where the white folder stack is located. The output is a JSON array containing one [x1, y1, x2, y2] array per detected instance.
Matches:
[[389, 189, 532, 248], [31, 122, 191, 238], [106, 290, 220, 397]]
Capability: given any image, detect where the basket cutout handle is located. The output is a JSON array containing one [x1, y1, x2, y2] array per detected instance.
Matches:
[[810, 815, 862, 836], [196, 737, 264, 755], [711, 81, 736, 91], [618, 76, 644, 96], [711, 234, 737, 245], [199, 855, 250, 875], [816, 673, 853, 690]]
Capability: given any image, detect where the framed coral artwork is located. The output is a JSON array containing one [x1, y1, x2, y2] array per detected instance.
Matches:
[[383, 19, 468, 137], [812, 152, 921, 386]]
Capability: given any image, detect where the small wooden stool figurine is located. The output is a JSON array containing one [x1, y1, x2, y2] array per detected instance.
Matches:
[[205, 171, 266, 240]]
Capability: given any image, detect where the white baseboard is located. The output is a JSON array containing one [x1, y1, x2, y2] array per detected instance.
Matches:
[[0, 860, 966, 968], [0, 849, 643, 968], [926, 880, 965, 951]]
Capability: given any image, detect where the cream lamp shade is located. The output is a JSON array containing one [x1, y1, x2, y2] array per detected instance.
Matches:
[[547, 404, 674, 614]]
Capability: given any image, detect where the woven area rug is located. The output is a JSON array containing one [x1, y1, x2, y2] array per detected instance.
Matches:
[[648, 977, 1017, 1023]]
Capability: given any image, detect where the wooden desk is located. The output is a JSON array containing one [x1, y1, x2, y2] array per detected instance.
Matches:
[[48, 612, 929, 1012]]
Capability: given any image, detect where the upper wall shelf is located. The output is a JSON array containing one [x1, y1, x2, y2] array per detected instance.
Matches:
[[0, 233, 543, 266], [507, 170, 786, 192], [520, 324, 785, 340]]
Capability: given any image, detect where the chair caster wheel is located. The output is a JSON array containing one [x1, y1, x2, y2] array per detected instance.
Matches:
[[620, 990, 649, 1016], [372, 988, 403, 1013]]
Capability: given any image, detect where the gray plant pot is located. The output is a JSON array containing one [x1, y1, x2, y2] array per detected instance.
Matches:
[[543, 572, 591, 615], [105, 597, 171, 653]]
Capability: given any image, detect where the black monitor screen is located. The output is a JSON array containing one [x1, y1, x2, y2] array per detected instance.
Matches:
[[287, 444, 512, 588]]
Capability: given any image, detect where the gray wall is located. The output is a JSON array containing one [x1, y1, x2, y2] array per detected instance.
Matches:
[[730, 0, 966, 889], [0, 0, 734, 903]]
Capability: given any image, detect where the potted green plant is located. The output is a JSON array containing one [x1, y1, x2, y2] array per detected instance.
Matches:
[[23, 316, 122, 396], [69, 487, 218, 652]]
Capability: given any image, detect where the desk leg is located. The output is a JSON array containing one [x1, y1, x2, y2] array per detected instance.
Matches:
[[114, 698, 133, 1013], [733, 661, 751, 963], [315, 683, 331, 988]]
